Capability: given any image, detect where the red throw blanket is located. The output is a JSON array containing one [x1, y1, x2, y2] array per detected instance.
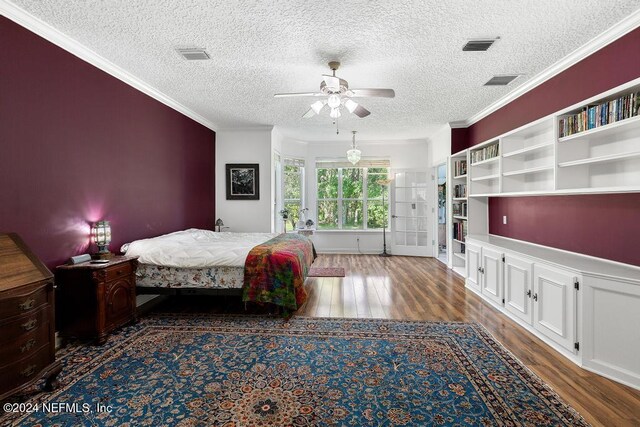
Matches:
[[242, 233, 316, 312]]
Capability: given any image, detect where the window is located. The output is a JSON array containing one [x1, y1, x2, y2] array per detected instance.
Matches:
[[283, 158, 305, 228], [316, 160, 390, 230]]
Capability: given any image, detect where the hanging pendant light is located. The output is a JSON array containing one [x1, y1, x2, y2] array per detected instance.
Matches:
[[347, 131, 362, 165]]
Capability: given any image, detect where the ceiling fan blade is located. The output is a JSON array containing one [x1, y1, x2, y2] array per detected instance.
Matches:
[[302, 108, 316, 118], [352, 104, 371, 118], [348, 88, 395, 98], [274, 92, 324, 98], [322, 75, 341, 91]]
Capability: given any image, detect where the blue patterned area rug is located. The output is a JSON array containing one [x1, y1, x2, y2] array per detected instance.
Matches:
[[2, 315, 589, 426]]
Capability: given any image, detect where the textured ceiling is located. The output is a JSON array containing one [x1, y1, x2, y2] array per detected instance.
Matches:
[[8, 0, 640, 141]]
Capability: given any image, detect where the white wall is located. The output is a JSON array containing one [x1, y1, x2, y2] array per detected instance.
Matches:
[[280, 136, 431, 253], [215, 128, 273, 232], [429, 124, 452, 167]]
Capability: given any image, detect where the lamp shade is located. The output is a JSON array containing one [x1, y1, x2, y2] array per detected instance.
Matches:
[[347, 147, 361, 165], [347, 130, 361, 165], [92, 221, 111, 246], [215, 218, 224, 227]]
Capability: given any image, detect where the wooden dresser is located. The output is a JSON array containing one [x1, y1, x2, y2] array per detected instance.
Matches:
[[0, 233, 61, 401], [55, 256, 138, 345]]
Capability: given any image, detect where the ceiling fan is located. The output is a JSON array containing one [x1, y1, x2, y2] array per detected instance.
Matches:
[[274, 61, 395, 119]]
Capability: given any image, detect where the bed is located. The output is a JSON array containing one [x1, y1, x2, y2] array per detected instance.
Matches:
[[122, 229, 316, 312]]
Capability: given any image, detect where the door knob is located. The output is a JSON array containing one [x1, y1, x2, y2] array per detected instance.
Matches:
[[391, 215, 398, 218]]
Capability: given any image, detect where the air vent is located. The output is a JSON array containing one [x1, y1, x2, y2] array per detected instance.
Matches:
[[484, 74, 521, 86], [176, 48, 210, 60], [462, 39, 498, 52]]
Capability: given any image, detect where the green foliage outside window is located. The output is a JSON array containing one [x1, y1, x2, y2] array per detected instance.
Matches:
[[317, 167, 389, 230]]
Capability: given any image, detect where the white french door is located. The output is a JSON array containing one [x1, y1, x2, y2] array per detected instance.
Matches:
[[390, 169, 433, 257]]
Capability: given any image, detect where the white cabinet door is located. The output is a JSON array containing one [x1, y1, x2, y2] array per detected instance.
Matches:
[[533, 264, 577, 353], [465, 242, 481, 292], [481, 247, 503, 306], [504, 254, 534, 325]]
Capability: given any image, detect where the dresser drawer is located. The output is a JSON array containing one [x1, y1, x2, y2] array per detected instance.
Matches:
[[0, 345, 52, 394], [0, 307, 50, 344], [105, 263, 133, 281], [0, 322, 51, 369], [0, 285, 49, 319]]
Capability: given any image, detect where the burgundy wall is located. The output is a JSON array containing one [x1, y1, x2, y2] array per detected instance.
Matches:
[[453, 26, 640, 266], [489, 196, 640, 266], [0, 17, 215, 269]]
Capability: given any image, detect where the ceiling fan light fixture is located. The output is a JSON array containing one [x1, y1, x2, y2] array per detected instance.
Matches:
[[327, 94, 341, 109], [310, 100, 324, 114], [330, 107, 341, 119], [344, 99, 359, 113]]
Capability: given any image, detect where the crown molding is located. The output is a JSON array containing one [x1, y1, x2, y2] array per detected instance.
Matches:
[[217, 126, 274, 132], [1, 0, 218, 131], [456, 9, 640, 128], [448, 121, 468, 129]]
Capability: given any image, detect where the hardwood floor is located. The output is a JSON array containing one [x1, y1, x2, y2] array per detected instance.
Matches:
[[155, 254, 640, 426]]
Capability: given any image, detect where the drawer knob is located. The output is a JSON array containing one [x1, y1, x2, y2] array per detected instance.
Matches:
[[21, 365, 37, 377], [21, 319, 37, 331], [20, 339, 36, 353], [19, 298, 35, 311]]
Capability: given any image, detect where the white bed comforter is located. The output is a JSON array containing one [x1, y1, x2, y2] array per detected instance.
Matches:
[[122, 229, 279, 268]]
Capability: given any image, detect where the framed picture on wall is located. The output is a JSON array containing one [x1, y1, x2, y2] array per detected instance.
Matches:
[[226, 163, 260, 200]]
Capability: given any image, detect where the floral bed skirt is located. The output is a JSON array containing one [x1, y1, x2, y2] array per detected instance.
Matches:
[[136, 264, 244, 289]]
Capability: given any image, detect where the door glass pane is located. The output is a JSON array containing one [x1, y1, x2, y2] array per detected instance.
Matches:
[[395, 188, 408, 202], [406, 218, 417, 231], [418, 217, 429, 231], [395, 203, 408, 217], [342, 200, 364, 229], [395, 172, 405, 187], [415, 172, 428, 186], [317, 200, 338, 229], [417, 232, 429, 246], [395, 232, 405, 245], [416, 203, 428, 217], [406, 233, 417, 246], [395, 217, 406, 231]]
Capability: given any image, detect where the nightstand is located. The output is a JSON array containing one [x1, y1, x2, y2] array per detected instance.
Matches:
[[55, 256, 138, 345]]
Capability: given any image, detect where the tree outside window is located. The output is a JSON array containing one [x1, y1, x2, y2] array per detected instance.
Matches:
[[317, 165, 389, 230], [284, 159, 304, 229]]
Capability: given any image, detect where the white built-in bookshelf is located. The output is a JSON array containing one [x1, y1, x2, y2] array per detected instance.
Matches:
[[461, 79, 640, 199], [449, 152, 468, 277], [446, 77, 640, 277]]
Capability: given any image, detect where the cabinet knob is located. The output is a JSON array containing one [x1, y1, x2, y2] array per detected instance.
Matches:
[[526, 290, 532, 298], [533, 293, 538, 302]]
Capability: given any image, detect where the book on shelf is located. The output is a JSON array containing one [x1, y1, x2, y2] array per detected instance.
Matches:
[[452, 202, 468, 217], [558, 91, 639, 138], [453, 160, 467, 176], [470, 143, 499, 164], [454, 184, 467, 198], [453, 221, 466, 242]]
